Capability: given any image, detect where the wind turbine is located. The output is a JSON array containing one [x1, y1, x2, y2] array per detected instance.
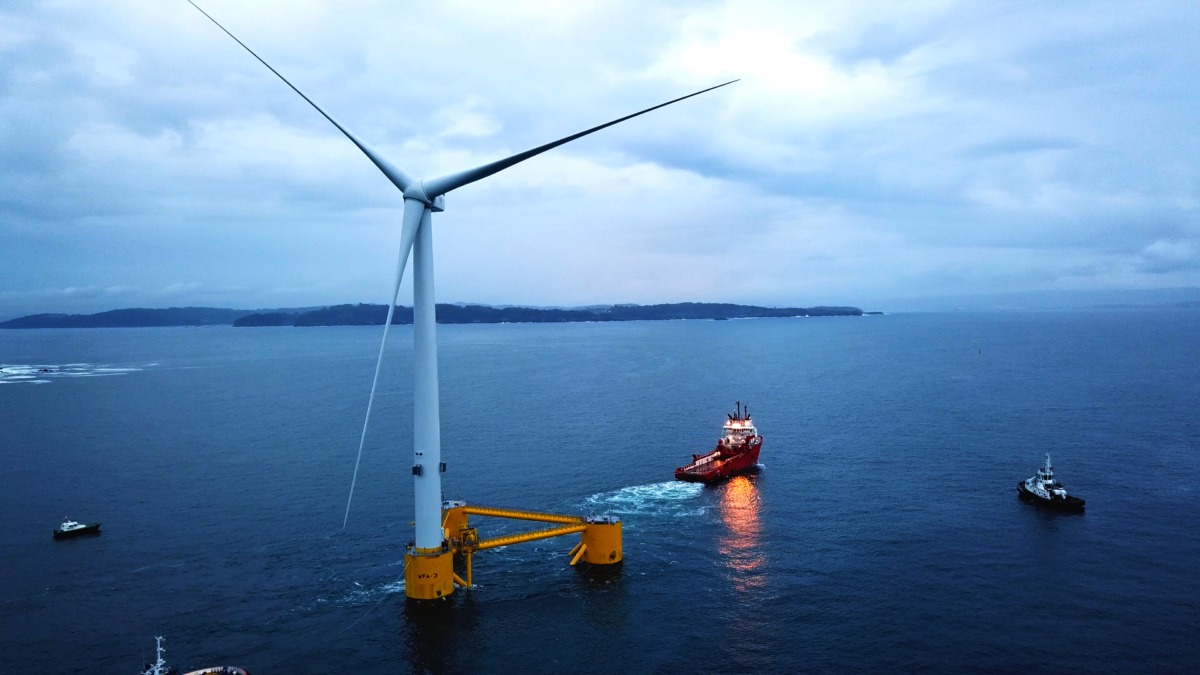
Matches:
[[187, 2, 735, 599]]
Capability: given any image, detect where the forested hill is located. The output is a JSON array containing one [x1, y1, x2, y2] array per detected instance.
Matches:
[[1, 307, 257, 328], [1, 303, 865, 328], [239, 302, 864, 326], [0, 306, 320, 329]]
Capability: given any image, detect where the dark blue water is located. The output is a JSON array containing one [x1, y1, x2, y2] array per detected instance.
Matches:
[[2, 311, 1198, 673]]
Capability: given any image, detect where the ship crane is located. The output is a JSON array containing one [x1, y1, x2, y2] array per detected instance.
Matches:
[[186, 2, 733, 599]]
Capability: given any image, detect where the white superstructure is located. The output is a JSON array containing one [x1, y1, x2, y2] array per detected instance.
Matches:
[[721, 402, 757, 447], [1023, 453, 1067, 500], [722, 418, 757, 446]]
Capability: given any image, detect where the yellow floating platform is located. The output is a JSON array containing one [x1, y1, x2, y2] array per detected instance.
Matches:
[[404, 500, 622, 600]]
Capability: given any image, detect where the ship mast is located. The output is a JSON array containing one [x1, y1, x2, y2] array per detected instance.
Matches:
[[148, 636, 167, 675]]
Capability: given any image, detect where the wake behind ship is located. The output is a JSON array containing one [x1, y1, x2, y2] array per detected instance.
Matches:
[[675, 403, 763, 483]]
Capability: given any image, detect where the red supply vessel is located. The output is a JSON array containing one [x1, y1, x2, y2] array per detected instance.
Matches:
[[675, 402, 763, 483]]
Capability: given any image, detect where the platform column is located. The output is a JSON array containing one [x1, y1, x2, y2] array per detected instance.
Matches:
[[581, 515, 623, 564], [405, 545, 454, 599]]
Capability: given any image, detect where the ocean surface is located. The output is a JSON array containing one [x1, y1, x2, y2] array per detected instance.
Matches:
[[1, 310, 1197, 673]]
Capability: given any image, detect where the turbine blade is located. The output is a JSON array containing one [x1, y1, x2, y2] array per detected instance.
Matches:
[[421, 80, 738, 198], [186, 0, 414, 192], [342, 198, 426, 529]]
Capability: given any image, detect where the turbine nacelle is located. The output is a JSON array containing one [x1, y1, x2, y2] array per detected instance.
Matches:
[[403, 182, 446, 212]]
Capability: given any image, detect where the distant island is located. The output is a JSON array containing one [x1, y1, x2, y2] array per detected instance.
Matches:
[[0, 306, 262, 329], [1, 303, 868, 329]]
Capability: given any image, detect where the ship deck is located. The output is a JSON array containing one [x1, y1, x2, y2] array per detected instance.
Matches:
[[678, 457, 724, 474]]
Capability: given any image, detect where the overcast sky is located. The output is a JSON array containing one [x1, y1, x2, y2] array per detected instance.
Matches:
[[1, 0, 1198, 316]]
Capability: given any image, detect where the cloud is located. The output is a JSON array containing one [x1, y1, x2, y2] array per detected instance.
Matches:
[[158, 282, 202, 295], [434, 98, 502, 139], [1, 0, 1198, 316], [1135, 240, 1199, 274], [961, 136, 1080, 158], [0, 285, 136, 305]]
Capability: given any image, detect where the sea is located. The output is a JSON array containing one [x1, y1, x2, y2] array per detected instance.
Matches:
[[1, 310, 1197, 674]]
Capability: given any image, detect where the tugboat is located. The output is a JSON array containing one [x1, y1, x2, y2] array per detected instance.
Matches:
[[1018, 453, 1085, 512], [675, 403, 763, 483], [53, 518, 101, 539], [139, 636, 250, 675]]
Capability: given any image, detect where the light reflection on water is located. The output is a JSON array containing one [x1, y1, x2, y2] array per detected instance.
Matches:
[[717, 475, 765, 592]]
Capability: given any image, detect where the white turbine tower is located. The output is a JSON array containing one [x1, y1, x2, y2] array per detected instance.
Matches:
[[188, 2, 735, 599]]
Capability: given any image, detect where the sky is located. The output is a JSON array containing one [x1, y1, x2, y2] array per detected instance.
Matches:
[[1, 0, 1198, 317]]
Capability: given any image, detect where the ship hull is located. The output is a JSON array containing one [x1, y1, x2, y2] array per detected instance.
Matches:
[[675, 440, 762, 484], [53, 522, 101, 539], [1017, 482, 1085, 512]]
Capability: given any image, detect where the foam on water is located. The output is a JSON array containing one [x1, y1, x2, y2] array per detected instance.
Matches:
[[582, 481, 706, 519], [0, 363, 143, 384], [339, 578, 406, 607]]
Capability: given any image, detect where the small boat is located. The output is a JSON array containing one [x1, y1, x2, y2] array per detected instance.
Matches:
[[140, 636, 250, 675], [1018, 453, 1085, 512], [53, 518, 101, 539], [675, 402, 763, 483]]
